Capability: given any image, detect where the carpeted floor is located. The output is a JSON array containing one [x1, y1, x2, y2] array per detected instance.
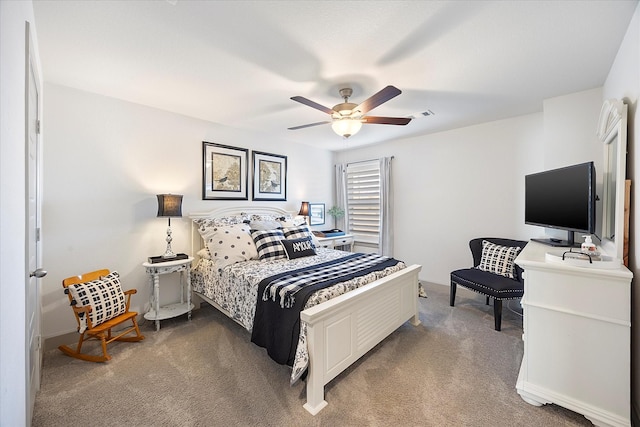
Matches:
[[33, 282, 591, 427]]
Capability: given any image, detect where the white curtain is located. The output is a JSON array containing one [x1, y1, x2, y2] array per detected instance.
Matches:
[[379, 157, 393, 256], [334, 163, 348, 231]]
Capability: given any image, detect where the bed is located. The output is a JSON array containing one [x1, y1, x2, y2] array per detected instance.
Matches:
[[189, 206, 422, 415]]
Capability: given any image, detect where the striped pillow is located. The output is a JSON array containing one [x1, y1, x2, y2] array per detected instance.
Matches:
[[477, 240, 522, 278], [251, 229, 286, 261]]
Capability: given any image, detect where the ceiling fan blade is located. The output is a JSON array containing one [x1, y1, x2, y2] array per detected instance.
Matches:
[[354, 85, 402, 115], [288, 121, 331, 130], [363, 116, 412, 125], [290, 96, 335, 115]]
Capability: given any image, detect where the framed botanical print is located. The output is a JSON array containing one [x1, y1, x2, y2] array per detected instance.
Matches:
[[202, 141, 248, 200], [252, 151, 287, 201]]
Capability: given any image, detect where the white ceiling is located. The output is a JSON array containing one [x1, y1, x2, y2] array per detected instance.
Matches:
[[33, 0, 638, 152]]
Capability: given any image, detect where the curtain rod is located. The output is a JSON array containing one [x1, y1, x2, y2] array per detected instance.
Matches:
[[338, 156, 394, 167]]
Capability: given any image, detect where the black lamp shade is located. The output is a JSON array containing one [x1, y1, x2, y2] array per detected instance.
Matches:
[[298, 201, 309, 216], [157, 194, 183, 217]]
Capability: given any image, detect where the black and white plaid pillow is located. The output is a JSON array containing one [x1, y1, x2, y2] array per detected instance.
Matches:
[[477, 240, 521, 278], [251, 229, 286, 261], [67, 271, 127, 333], [282, 225, 319, 248]]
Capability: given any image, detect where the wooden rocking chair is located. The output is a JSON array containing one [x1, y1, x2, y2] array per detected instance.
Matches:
[[58, 269, 145, 362]]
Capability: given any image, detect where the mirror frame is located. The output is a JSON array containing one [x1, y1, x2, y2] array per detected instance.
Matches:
[[597, 99, 628, 262]]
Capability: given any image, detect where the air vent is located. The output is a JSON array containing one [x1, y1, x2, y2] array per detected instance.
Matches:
[[409, 110, 434, 119]]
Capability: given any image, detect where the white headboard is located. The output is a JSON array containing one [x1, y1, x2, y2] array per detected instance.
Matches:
[[189, 206, 294, 259]]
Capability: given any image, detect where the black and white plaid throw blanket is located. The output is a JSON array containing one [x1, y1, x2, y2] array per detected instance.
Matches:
[[262, 252, 397, 309], [251, 252, 401, 365]]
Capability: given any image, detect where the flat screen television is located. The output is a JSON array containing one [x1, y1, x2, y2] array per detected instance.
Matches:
[[525, 161, 596, 247]]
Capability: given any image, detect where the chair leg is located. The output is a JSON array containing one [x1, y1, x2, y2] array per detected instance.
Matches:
[[99, 334, 112, 361], [493, 299, 502, 331], [486, 296, 490, 305], [449, 282, 457, 306]]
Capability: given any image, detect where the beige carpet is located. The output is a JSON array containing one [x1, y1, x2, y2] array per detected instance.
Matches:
[[33, 283, 591, 427]]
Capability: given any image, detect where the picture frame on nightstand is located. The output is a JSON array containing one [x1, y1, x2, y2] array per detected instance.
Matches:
[[309, 203, 325, 225]]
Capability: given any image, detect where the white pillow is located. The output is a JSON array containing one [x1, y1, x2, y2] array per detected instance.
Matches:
[[202, 224, 259, 270], [249, 219, 282, 231], [67, 271, 127, 333]]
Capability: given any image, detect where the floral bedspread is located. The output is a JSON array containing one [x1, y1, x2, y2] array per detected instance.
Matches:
[[191, 248, 407, 384]]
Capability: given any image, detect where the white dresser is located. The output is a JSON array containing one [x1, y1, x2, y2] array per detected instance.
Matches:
[[515, 241, 632, 427]]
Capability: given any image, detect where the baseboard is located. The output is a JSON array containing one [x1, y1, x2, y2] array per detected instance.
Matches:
[[43, 306, 203, 352], [44, 331, 78, 351]]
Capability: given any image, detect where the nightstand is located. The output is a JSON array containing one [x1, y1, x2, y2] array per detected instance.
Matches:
[[142, 257, 194, 331], [315, 234, 354, 251]]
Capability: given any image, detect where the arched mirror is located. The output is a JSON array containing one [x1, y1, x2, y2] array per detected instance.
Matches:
[[597, 99, 628, 263]]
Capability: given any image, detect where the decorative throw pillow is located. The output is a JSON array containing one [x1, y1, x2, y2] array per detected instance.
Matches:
[[202, 224, 259, 270], [251, 229, 287, 261], [67, 271, 127, 333], [280, 236, 317, 259], [249, 219, 282, 231], [282, 225, 320, 248], [477, 240, 522, 278]]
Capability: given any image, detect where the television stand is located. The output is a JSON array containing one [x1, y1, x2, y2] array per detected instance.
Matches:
[[531, 230, 581, 248], [531, 238, 580, 248]]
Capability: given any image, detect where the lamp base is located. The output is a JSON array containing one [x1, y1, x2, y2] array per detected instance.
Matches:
[[148, 253, 189, 264]]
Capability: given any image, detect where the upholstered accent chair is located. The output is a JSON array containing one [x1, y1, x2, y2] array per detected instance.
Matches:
[[450, 238, 528, 331]]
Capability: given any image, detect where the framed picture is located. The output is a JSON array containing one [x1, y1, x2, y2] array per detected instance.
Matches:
[[309, 203, 325, 225], [202, 141, 248, 200], [252, 151, 287, 201]]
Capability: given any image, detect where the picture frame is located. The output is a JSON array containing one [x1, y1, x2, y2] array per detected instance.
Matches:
[[252, 151, 287, 201], [309, 203, 325, 225], [202, 141, 248, 200]]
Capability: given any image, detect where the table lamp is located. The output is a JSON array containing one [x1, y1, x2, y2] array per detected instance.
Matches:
[[157, 194, 183, 258]]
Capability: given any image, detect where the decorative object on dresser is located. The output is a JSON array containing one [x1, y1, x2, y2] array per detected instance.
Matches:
[[297, 201, 310, 225], [252, 151, 287, 201], [155, 193, 183, 259], [189, 206, 422, 415], [515, 240, 632, 427], [142, 256, 194, 331], [202, 141, 249, 200], [58, 269, 144, 362], [309, 203, 325, 225], [450, 238, 528, 331]]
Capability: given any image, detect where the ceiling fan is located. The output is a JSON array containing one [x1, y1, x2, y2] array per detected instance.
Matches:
[[288, 85, 412, 138]]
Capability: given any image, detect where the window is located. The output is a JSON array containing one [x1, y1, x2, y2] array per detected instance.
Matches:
[[346, 160, 381, 245]]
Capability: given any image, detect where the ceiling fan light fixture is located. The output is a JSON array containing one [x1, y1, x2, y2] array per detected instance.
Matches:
[[331, 118, 362, 139]]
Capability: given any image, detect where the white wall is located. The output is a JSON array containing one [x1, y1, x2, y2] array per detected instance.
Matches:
[[41, 83, 334, 338], [0, 1, 40, 425], [335, 89, 605, 288], [602, 2, 640, 423], [335, 113, 544, 286], [541, 88, 604, 242]]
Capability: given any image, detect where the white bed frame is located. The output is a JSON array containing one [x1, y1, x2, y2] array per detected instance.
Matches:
[[189, 206, 422, 415]]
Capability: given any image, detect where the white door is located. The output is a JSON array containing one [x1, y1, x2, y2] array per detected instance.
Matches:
[[26, 22, 45, 425]]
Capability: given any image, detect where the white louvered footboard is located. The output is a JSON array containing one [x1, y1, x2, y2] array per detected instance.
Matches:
[[300, 264, 422, 415]]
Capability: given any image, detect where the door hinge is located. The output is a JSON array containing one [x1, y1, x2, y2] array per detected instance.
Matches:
[[36, 228, 41, 242], [36, 120, 41, 134]]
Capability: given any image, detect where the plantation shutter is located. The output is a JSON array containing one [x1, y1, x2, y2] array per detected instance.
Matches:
[[346, 160, 381, 245]]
